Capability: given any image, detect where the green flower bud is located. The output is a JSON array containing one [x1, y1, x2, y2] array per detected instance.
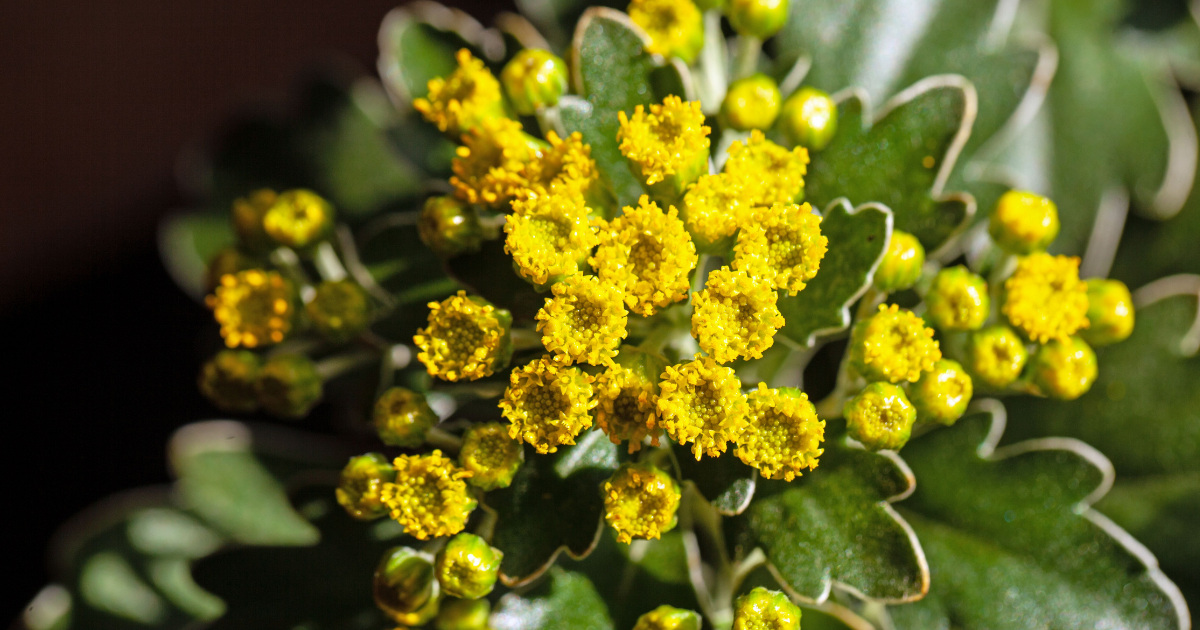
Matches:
[[779, 87, 838, 151], [435, 533, 503, 599], [732, 587, 801, 630], [967, 325, 1029, 389], [231, 189, 278, 253], [844, 382, 916, 451], [925, 265, 990, 331], [263, 189, 335, 249], [501, 49, 569, 116], [726, 0, 788, 39], [874, 230, 925, 292], [374, 387, 438, 448], [721, 74, 782, 131], [255, 354, 322, 419], [634, 605, 703, 630], [459, 422, 524, 490], [989, 190, 1059, 254], [419, 196, 486, 258], [1080, 278, 1134, 347], [306, 280, 372, 342], [1028, 336, 1097, 400], [436, 598, 491, 630], [198, 350, 262, 413], [335, 453, 396, 520], [204, 247, 260, 295], [374, 546, 441, 625], [909, 359, 973, 426]]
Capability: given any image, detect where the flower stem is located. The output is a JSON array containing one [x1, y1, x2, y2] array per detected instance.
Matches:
[[733, 35, 762, 81]]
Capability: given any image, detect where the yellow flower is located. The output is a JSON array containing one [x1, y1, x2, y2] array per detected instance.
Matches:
[[681, 173, 754, 252], [732, 203, 827, 295], [198, 350, 262, 412], [732, 587, 801, 630], [536, 274, 628, 365], [501, 48, 569, 116], [263, 189, 335, 249], [206, 269, 295, 348], [628, 0, 705, 64], [849, 304, 942, 383], [1002, 253, 1090, 344], [721, 74, 782, 132], [844, 382, 916, 451], [336, 453, 396, 521], [692, 267, 784, 363], [603, 462, 681, 543], [617, 96, 710, 198], [451, 117, 543, 208], [989, 190, 1059, 255], [735, 384, 825, 481], [499, 357, 597, 454], [435, 533, 503, 599], [967, 325, 1029, 389], [590, 195, 697, 316], [657, 356, 749, 459], [459, 422, 524, 491], [414, 292, 513, 382], [593, 348, 666, 452], [414, 48, 506, 135], [505, 193, 600, 285], [779, 87, 838, 151], [723, 130, 808, 205], [1029, 336, 1098, 400], [381, 450, 477, 540], [519, 131, 601, 202], [307, 279, 372, 342]]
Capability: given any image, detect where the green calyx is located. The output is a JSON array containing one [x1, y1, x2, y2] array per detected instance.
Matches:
[[721, 74, 782, 131], [844, 381, 917, 451], [374, 387, 438, 448], [374, 546, 441, 625], [725, 0, 788, 39], [335, 452, 396, 520], [501, 49, 569, 116], [925, 266, 989, 331], [633, 605, 703, 630], [731, 587, 800, 629], [254, 354, 323, 419], [909, 359, 973, 426], [874, 230, 925, 292], [435, 533, 504, 599]]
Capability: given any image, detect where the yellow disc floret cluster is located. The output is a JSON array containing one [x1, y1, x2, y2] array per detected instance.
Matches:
[[414, 49, 506, 135], [594, 362, 662, 453], [850, 304, 942, 383], [591, 196, 697, 316], [451, 117, 542, 207], [736, 385, 825, 481], [536, 274, 628, 365], [207, 269, 295, 348], [657, 357, 749, 459], [381, 450, 477, 540], [681, 173, 753, 250], [459, 422, 524, 491], [733, 203, 828, 295], [691, 267, 784, 363], [724, 130, 809, 205], [1002, 253, 1090, 344], [519, 130, 600, 201], [500, 357, 597, 454], [617, 96, 710, 188], [603, 462, 681, 543], [506, 193, 600, 285], [414, 292, 511, 381], [628, 0, 705, 64]]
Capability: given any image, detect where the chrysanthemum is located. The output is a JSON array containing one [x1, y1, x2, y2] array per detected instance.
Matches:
[[681, 173, 754, 252], [691, 267, 784, 363], [519, 130, 600, 200], [627, 0, 705, 64], [1002, 253, 1090, 343], [849, 304, 942, 383], [657, 356, 749, 459], [459, 422, 524, 491], [732, 203, 827, 295], [617, 96, 710, 196], [536, 274, 628, 365], [206, 269, 295, 348], [380, 450, 477, 540], [735, 384, 824, 481], [505, 193, 600, 285], [413, 48, 506, 135], [414, 291, 512, 381], [590, 195, 697, 316], [593, 355, 663, 452], [603, 462, 681, 543], [451, 117, 543, 208], [723, 130, 808, 205], [499, 357, 597, 454]]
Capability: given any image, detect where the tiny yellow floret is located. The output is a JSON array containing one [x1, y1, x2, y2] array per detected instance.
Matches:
[[519, 131, 601, 202], [723, 130, 808, 205], [989, 190, 1060, 254], [263, 189, 334, 249], [451, 117, 543, 208], [593, 348, 666, 453], [1081, 278, 1135, 347], [336, 453, 397, 521], [657, 357, 750, 459], [628, 0, 705, 64], [967, 325, 1029, 388], [732, 203, 827, 295], [849, 304, 942, 383], [591, 195, 697, 316], [505, 192, 600, 285], [207, 269, 295, 348], [1029, 336, 1098, 400], [459, 422, 524, 491], [536, 274, 628, 365], [732, 587, 801, 630], [691, 267, 784, 363], [909, 359, 973, 426], [1002, 253, 1090, 343], [925, 265, 990, 331], [681, 173, 754, 252], [603, 462, 681, 543], [844, 382, 916, 451], [414, 48, 506, 135], [500, 357, 597, 454], [736, 384, 824, 481], [381, 450, 477, 540], [617, 96, 710, 197], [414, 292, 513, 382]]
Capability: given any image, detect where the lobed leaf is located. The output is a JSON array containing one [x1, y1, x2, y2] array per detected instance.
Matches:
[[490, 567, 615, 630], [672, 442, 757, 516]]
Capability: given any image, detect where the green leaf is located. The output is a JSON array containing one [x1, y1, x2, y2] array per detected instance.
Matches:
[[490, 567, 615, 630], [444, 237, 547, 322], [487, 429, 623, 586], [778, 199, 892, 347], [804, 78, 975, 252], [888, 406, 1189, 629], [672, 443, 757, 516], [377, 2, 498, 108], [735, 429, 928, 603], [158, 212, 235, 301]]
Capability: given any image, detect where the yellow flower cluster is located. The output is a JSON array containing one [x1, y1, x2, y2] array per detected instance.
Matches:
[[536, 274, 628, 365], [499, 357, 597, 454], [603, 462, 681, 543], [459, 422, 525, 491], [1002, 253, 1090, 344], [505, 193, 599, 285], [207, 269, 294, 348], [733, 203, 828, 295], [851, 304, 942, 383], [414, 292, 511, 381], [591, 196, 698, 316], [522, 130, 601, 202], [681, 173, 753, 251], [617, 96, 710, 191], [414, 48, 506, 135], [691, 267, 784, 362], [657, 357, 749, 459], [735, 385, 825, 481], [724, 130, 809, 205], [381, 450, 477, 540], [593, 361, 662, 453], [451, 117, 543, 207]]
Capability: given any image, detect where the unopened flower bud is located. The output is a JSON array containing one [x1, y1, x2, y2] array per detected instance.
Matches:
[[1080, 279, 1134, 347], [459, 422, 524, 490], [307, 280, 372, 342], [374, 387, 438, 448], [844, 382, 916, 451], [198, 350, 262, 413], [255, 354, 322, 419], [603, 462, 681, 543], [721, 74, 781, 131], [501, 48, 569, 116], [874, 230, 925, 292], [231, 189, 278, 253], [263, 189, 335, 249], [732, 587, 801, 630], [967, 325, 1028, 389], [726, 0, 788, 39], [634, 605, 703, 630], [419, 196, 486, 258], [1028, 336, 1097, 400], [925, 266, 989, 331], [779, 87, 838, 151], [435, 533, 504, 599], [436, 599, 491, 630], [374, 546, 441, 625], [909, 359, 973, 426], [629, 0, 705, 64], [336, 453, 396, 520], [989, 190, 1059, 254]]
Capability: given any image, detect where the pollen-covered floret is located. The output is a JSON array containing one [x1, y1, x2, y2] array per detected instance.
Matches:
[[967, 325, 1029, 389], [732, 587, 801, 630], [723, 130, 808, 205], [499, 357, 597, 454], [1081, 278, 1135, 347], [925, 265, 990, 331], [617, 96, 710, 194], [909, 359, 973, 426], [336, 453, 396, 520], [263, 189, 334, 249], [435, 533, 503, 599], [519, 131, 600, 201], [414, 291, 513, 382], [590, 195, 697, 316], [732, 203, 827, 295], [536, 274, 628, 365], [1029, 336, 1097, 400], [505, 193, 600, 285], [681, 173, 753, 252], [989, 190, 1059, 254], [374, 387, 438, 448], [633, 606, 703, 630], [207, 269, 295, 348], [657, 356, 749, 459], [451, 117, 543, 208], [1002, 253, 1090, 343], [736, 384, 824, 481], [459, 422, 524, 490], [849, 304, 942, 383], [381, 450, 476, 540], [691, 267, 784, 363], [844, 382, 916, 451], [593, 347, 666, 453], [603, 462, 681, 543], [414, 48, 506, 135], [628, 0, 705, 64]]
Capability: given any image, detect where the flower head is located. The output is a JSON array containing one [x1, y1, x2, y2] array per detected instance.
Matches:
[[381, 450, 476, 539], [593, 347, 666, 452], [909, 359, 973, 426], [336, 453, 397, 521], [519, 131, 600, 201], [591, 196, 697, 316], [723, 130, 808, 205], [207, 269, 295, 348], [603, 462, 681, 543], [435, 533, 503, 599], [255, 354, 323, 418], [307, 280, 372, 342], [967, 325, 1029, 389], [263, 189, 334, 249], [501, 48, 569, 116], [849, 304, 942, 383], [692, 267, 784, 363], [499, 357, 597, 454], [1029, 336, 1097, 400], [536, 274, 628, 365], [721, 74, 782, 131], [451, 117, 543, 208], [844, 382, 916, 451], [505, 193, 600, 285], [732, 203, 826, 295], [874, 230, 925, 292], [1081, 278, 1135, 347], [989, 190, 1059, 254], [634, 606, 703, 630], [657, 356, 750, 459], [1002, 253, 1090, 343], [681, 173, 754, 252], [628, 0, 705, 64], [736, 385, 824, 481], [925, 265, 990, 331], [732, 587, 801, 630], [459, 422, 524, 490], [374, 387, 438, 448], [414, 48, 506, 135], [779, 87, 838, 151], [198, 350, 262, 412], [618, 96, 710, 196], [414, 292, 513, 382]]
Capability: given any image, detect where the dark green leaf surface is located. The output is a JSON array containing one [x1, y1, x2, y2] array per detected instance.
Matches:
[[672, 442, 757, 516], [158, 212, 235, 301], [778, 199, 891, 347], [490, 567, 615, 630]]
